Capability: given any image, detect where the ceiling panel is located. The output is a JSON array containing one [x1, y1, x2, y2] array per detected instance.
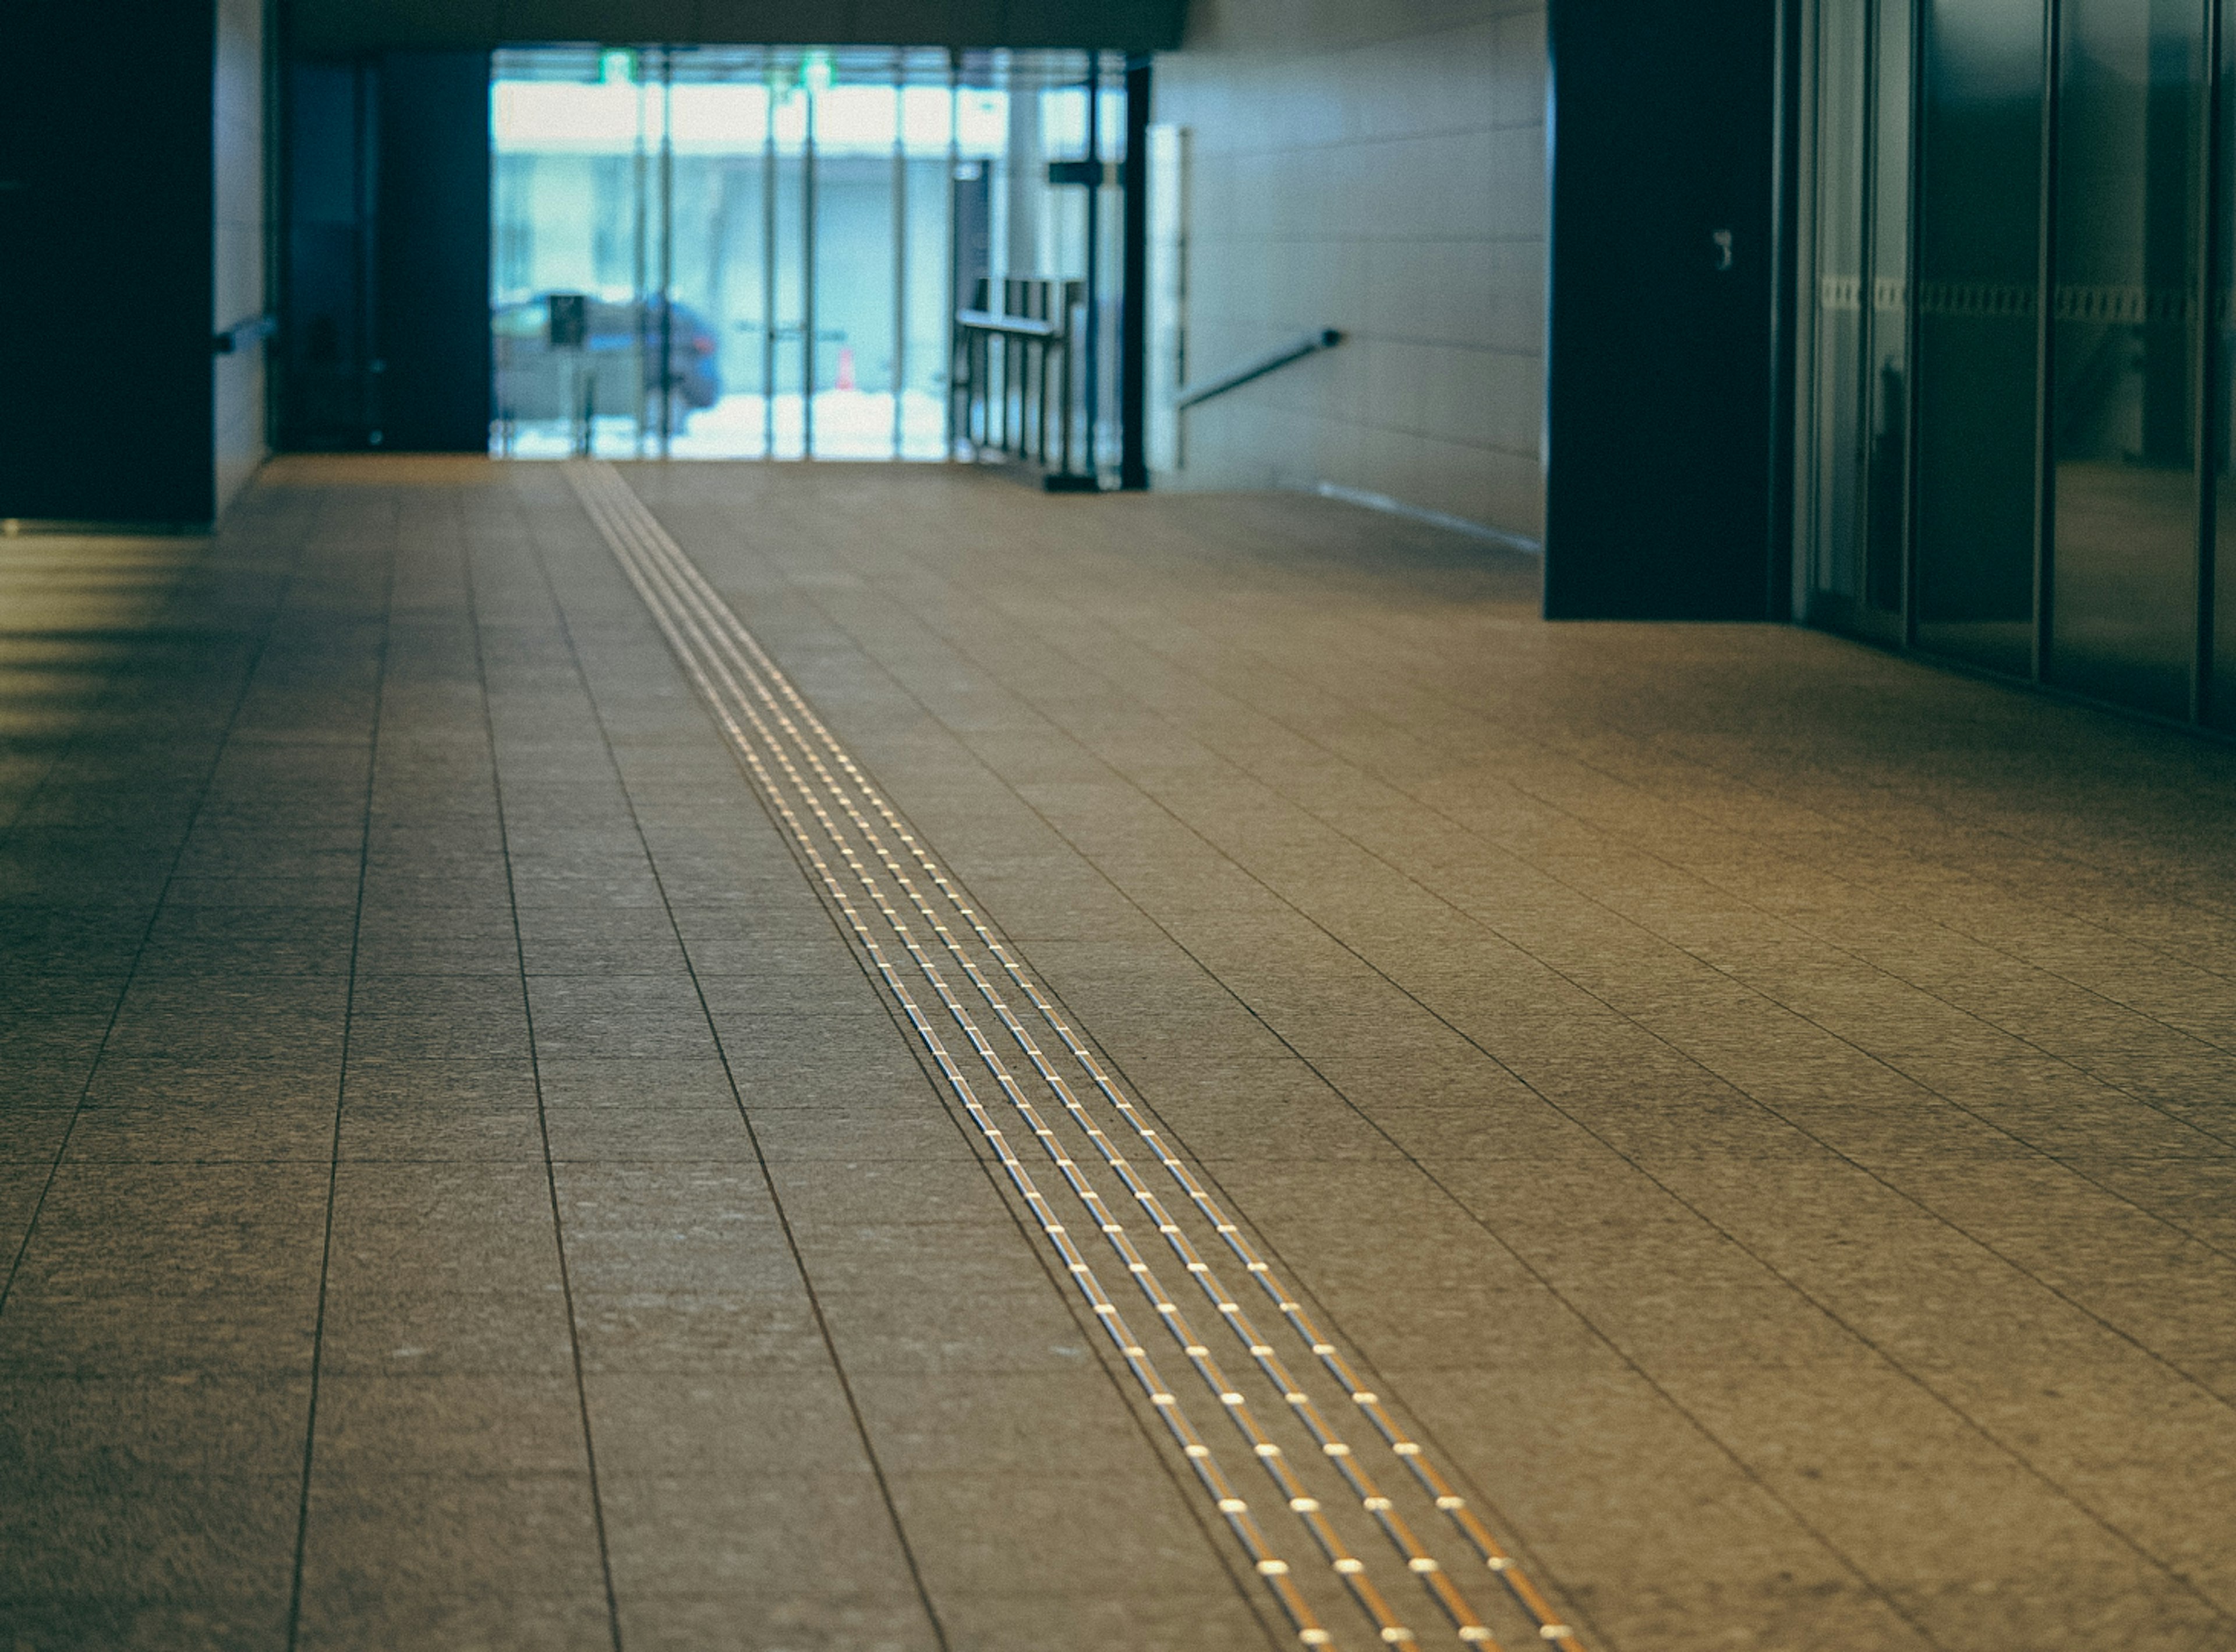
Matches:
[[286, 0, 1186, 54]]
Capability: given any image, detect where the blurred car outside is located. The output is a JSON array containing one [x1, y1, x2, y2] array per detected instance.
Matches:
[[494, 293, 721, 428]]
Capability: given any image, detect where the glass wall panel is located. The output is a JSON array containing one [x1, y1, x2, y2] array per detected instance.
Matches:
[[670, 51, 775, 457], [1811, 1, 1869, 612], [1863, 0, 1915, 624], [1809, 0, 1909, 638], [2050, 0, 2203, 717], [2213, 6, 2236, 732], [1803, 0, 2228, 727], [900, 77, 962, 460], [769, 56, 811, 457], [1913, 0, 2043, 674], [491, 45, 983, 462], [491, 51, 655, 457], [804, 66, 893, 457]]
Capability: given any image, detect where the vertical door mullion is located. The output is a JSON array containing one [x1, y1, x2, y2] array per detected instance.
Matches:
[[2195, 0, 2223, 723], [946, 51, 961, 461], [633, 52, 648, 457], [893, 52, 908, 459], [2033, 0, 2062, 682], [658, 48, 674, 459], [762, 51, 779, 458], [1083, 51, 1103, 483], [1856, 0, 1880, 611], [1797, 0, 1823, 617], [1902, 0, 1924, 646]]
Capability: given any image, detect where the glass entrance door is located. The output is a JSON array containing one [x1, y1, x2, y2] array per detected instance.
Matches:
[[1800, 0, 2236, 731], [489, 45, 1126, 470], [2047, 0, 2206, 718], [1910, 0, 2044, 677], [1807, 0, 1913, 643]]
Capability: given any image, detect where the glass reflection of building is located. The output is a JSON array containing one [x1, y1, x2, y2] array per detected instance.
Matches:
[[1798, 0, 2236, 733]]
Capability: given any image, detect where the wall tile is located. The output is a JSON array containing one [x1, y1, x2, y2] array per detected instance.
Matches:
[[1160, 0, 1548, 543]]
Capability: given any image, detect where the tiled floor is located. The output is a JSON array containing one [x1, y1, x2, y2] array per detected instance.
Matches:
[[4, 454, 2235, 1652]]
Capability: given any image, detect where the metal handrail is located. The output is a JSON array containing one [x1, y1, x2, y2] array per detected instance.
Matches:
[[953, 276, 1089, 485], [956, 309, 1066, 341], [1172, 327, 1343, 410]]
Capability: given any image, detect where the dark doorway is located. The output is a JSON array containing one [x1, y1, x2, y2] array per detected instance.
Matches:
[[1543, 0, 1788, 621]]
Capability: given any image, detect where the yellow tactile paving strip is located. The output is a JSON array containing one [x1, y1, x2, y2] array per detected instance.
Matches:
[[565, 459, 1586, 1651]]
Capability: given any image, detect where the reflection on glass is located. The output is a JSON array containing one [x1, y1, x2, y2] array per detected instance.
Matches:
[[1810, 0, 1909, 635], [1812, 0, 1869, 610], [1913, 0, 2043, 674], [2050, 0, 2202, 717], [2215, 12, 2236, 731], [1864, 0, 1913, 621]]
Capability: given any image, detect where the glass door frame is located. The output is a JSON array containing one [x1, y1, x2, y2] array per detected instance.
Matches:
[[1796, 0, 1922, 649], [1793, 0, 2236, 733]]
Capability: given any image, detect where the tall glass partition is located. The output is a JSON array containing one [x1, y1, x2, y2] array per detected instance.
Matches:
[[490, 45, 1124, 475], [1911, 0, 2043, 675], [2213, 9, 2236, 732], [1809, 0, 1871, 621], [1806, 0, 1909, 642], [2049, 0, 2204, 717], [1800, 0, 2235, 733], [490, 46, 1025, 461], [1864, 0, 1916, 625]]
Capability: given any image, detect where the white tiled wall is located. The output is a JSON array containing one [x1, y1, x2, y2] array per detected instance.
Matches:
[[1155, 0, 1547, 542], [214, 0, 266, 516]]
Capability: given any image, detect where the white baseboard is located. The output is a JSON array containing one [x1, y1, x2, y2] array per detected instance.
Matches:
[[1310, 480, 1543, 556]]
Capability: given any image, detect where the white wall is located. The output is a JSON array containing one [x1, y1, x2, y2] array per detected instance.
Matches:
[[1155, 0, 1547, 542], [213, 0, 267, 515]]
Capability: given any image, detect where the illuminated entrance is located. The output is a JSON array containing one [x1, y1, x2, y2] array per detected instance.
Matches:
[[490, 45, 1128, 468]]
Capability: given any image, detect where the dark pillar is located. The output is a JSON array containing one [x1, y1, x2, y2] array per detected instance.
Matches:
[[374, 52, 491, 452], [1544, 0, 1788, 620], [1119, 56, 1152, 491], [0, 1, 217, 524]]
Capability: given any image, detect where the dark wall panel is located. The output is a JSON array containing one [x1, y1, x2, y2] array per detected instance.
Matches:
[[1544, 0, 1784, 620], [0, 1, 216, 522], [375, 52, 493, 452]]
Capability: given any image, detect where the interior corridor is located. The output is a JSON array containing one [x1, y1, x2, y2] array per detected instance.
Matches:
[[5, 457, 2236, 1652]]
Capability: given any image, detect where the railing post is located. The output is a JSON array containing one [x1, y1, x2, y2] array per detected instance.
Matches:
[[1035, 280, 1052, 466], [1083, 48, 1103, 482], [951, 293, 1075, 477], [1059, 319, 1074, 476]]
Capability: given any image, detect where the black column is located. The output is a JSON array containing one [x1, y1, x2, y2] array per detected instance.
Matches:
[[1119, 56, 1152, 491], [0, 0, 217, 523], [1544, 0, 1788, 620]]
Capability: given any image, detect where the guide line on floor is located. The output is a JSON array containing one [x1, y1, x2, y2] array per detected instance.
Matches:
[[564, 458, 1587, 1652]]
